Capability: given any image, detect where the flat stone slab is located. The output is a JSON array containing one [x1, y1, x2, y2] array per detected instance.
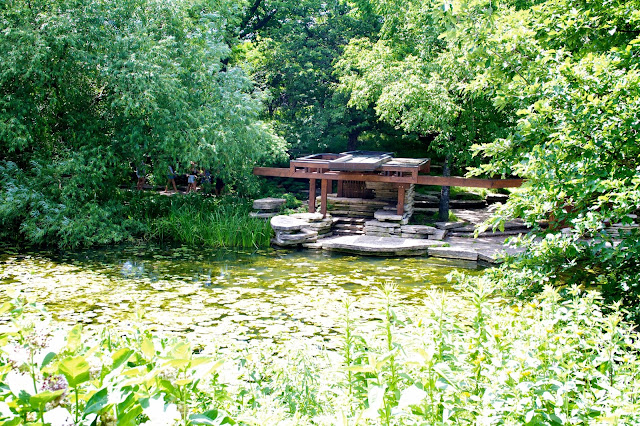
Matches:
[[290, 212, 324, 222], [270, 215, 309, 232], [435, 221, 467, 230], [321, 235, 445, 256], [429, 237, 526, 264], [374, 210, 410, 224], [401, 225, 437, 234], [249, 212, 278, 219], [365, 220, 400, 229], [428, 247, 479, 261], [253, 197, 286, 211]]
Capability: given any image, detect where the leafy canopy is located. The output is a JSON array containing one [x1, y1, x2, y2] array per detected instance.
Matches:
[[0, 0, 286, 247]]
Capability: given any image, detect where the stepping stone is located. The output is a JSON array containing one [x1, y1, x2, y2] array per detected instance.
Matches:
[[253, 197, 286, 211], [428, 247, 478, 261], [272, 229, 318, 246], [428, 229, 447, 240], [435, 221, 467, 230], [374, 210, 410, 224], [401, 225, 437, 235], [321, 235, 444, 256], [271, 215, 309, 232], [249, 212, 278, 219], [400, 233, 428, 239], [290, 212, 324, 222], [365, 220, 400, 229]]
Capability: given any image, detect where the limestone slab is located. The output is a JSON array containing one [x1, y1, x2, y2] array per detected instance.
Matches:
[[365, 220, 400, 229], [435, 221, 467, 230], [271, 215, 309, 232], [374, 210, 410, 224], [249, 212, 278, 219], [253, 197, 286, 211], [428, 229, 447, 240], [401, 225, 436, 235], [428, 247, 478, 261], [290, 212, 324, 222], [321, 235, 444, 256]]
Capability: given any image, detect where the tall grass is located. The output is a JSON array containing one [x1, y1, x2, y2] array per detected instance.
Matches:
[[147, 195, 273, 249]]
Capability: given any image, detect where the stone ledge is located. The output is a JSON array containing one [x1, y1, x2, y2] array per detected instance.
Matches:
[[321, 235, 444, 257]]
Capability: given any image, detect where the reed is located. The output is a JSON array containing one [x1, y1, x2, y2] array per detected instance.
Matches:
[[150, 196, 273, 249]]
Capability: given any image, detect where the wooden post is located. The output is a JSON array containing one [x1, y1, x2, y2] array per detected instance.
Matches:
[[397, 185, 405, 215], [309, 178, 316, 213], [320, 179, 328, 217]]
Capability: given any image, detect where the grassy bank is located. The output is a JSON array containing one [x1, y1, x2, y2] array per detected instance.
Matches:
[[2, 277, 639, 425], [121, 192, 273, 249], [147, 196, 272, 249]]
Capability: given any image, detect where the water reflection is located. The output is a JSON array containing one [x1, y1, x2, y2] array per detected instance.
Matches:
[[0, 244, 483, 348]]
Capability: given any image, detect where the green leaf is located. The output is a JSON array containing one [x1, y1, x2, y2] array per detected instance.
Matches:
[[112, 348, 134, 370], [116, 404, 143, 426], [141, 338, 155, 360], [66, 325, 83, 353], [29, 390, 64, 410], [190, 409, 236, 425], [59, 356, 91, 388], [40, 352, 56, 369], [84, 388, 109, 415]]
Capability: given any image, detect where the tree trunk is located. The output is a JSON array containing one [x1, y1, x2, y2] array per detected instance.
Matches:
[[439, 154, 451, 222], [347, 130, 360, 151]]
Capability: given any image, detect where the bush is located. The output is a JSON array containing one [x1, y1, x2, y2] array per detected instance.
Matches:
[[2, 278, 640, 425]]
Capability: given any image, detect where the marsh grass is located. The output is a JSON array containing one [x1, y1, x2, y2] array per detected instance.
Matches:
[[147, 195, 272, 249]]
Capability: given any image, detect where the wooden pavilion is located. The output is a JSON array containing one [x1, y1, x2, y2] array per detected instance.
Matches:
[[254, 151, 523, 217]]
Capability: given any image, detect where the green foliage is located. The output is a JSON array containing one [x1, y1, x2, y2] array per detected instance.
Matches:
[[151, 195, 273, 249], [0, 0, 287, 248], [436, 0, 640, 320], [334, 0, 513, 171], [236, 0, 391, 154], [3, 279, 640, 424]]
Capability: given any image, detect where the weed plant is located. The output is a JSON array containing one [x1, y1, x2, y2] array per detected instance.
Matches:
[[139, 194, 273, 249], [2, 277, 640, 425]]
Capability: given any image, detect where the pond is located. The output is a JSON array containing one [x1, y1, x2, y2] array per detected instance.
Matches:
[[0, 245, 482, 351]]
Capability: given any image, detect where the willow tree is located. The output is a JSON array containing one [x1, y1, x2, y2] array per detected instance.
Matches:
[[335, 0, 511, 220], [0, 0, 286, 247]]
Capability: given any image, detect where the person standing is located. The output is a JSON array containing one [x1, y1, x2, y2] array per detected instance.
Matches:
[[165, 164, 178, 192], [187, 163, 197, 193], [136, 163, 146, 190]]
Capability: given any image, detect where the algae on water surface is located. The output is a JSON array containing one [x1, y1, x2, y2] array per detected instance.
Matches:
[[0, 245, 481, 350]]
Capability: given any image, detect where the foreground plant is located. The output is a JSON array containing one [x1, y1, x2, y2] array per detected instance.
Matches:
[[2, 277, 640, 425]]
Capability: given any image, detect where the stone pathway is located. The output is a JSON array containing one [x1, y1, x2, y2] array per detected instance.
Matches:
[[320, 235, 445, 256], [316, 234, 522, 263]]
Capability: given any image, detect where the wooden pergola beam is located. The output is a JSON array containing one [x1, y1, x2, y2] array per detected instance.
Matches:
[[253, 167, 523, 189]]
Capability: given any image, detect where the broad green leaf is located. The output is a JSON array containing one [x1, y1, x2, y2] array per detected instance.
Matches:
[[84, 388, 109, 415], [141, 338, 155, 360], [168, 341, 191, 360], [40, 352, 56, 369], [112, 348, 134, 370], [59, 356, 91, 388], [30, 390, 64, 410]]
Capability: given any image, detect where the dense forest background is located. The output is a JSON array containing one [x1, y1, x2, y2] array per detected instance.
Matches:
[[1, 1, 639, 314]]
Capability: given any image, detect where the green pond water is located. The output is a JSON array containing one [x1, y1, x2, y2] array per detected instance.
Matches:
[[0, 245, 482, 350]]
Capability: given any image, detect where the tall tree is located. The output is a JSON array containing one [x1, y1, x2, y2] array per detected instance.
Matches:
[[235, 0, 394, 155], [0, 0, 286, 247], [442, 0, 640, 319], [335, 0, 512, 220]]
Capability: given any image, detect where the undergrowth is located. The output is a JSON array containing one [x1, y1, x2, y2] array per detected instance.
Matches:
[[2, 277, 640, 425]]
